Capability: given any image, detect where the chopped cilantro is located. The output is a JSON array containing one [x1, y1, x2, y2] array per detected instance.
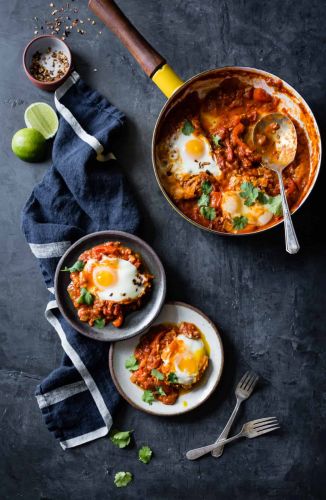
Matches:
[[266, 194, 283, 216], [167, 372, 178, 384], [110, 429, 133, 449], [94, 318, 105, 328], [240, 182, 259, 207], [200, 206, 216, 221], [114, 471, 133, 488], [156, 386, 166, 396], [151, 368, 164, 381], [212, 134, 223, 147], [201, 180, 213, 195], [138, 445, 153, 464], [182, 119, 195, 136], [77, 287, 94, 306], [142, 390, 155, 405], [125, 355, 139, 372], [232, 215, 248, 231], [198, 193, 210, 207], [61, 260, 84, 273], [257, 191, 269, 204]]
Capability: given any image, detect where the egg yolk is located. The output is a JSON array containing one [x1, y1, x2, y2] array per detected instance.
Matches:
[[178, 356, 198, 374], [185, 138, 205, 159], [93, 266, 117, 288]]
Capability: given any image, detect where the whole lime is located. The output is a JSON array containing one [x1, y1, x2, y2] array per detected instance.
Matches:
[[12, 128, 46, 162]]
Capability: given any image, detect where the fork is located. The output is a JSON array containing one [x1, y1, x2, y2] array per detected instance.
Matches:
[[186, 417, 280, 460], [211, 371, 259, 458]]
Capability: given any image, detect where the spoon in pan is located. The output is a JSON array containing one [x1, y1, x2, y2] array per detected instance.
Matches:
[[253, 112, 300, 254]]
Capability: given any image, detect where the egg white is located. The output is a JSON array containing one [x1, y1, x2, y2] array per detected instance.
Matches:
[[163, 334, 207, 386], [221, 191, 273, 227], [168, 131, 221, 177]]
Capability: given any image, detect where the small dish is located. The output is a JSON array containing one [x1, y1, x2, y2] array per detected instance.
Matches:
[[55, 231, 166, 342], [23, 35, 72, 91], [109, 301, 224, 415]]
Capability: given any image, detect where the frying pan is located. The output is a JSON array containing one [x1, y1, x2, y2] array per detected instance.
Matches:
[[89, 0, 321, 236]]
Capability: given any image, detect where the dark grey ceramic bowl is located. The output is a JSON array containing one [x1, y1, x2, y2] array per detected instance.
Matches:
[[54, 231, 166, 342]]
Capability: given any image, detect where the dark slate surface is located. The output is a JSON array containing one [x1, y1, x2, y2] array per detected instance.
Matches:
[[1, 0, 325, 499]]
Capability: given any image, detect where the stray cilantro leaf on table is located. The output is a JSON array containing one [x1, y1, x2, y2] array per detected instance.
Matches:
[[94, 318, 105, 328], [142, 390, 155, 405], [61, 260, 85, 273], [77, 287, 94, 306], [125, 355, 139, 371], [200, 206, 216, 221], [156, 386, 166, 396], [138, 445, 153, 464], [110, 429, 133, 448], [114, 471, 133, 488], [211, 134, 223, 147], [232, 215, 248, 230], [240, 182, 259, 206], [182, 119, 195, 136], [151, 368, 164, 381], [266, 194, 283, 216], [167, 372, 178, 384]]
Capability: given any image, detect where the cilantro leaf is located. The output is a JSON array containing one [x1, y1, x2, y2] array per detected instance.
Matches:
[[77, 287, 94, 306], [266, 194, 283, 216], [201, 180, 213, 195], [212, 134, 223, 147], [94, 318, 105, 328], [240, 182, 259, 207], [114, 471, 133, 488], [125, 355, 139, 372], [257, 191, 269, 204], [167, 372, 178, 384], [182, 119, 195, 136], [61, 260, 84, 273], [110, 429, 133, 449], [200, 206, 216, 221], [142, 390, 155, 405], [198, 193, 210, 207], [232, 216, 248, 230], [156, 386, 166, 396], [138, 445, 153, 464], [151, 368, 164, 381]]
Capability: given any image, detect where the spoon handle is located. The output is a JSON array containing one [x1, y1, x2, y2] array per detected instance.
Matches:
[[277, 171, 300, 254]]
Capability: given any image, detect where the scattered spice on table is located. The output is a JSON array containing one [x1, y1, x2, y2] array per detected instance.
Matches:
[[30, 48, 69, 82]]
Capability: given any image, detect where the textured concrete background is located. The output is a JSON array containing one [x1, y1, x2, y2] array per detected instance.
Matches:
[[0, 0, 325, 499]]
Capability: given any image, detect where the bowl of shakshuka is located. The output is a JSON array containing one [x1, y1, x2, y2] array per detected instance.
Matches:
[[54, 231, 166, 341]]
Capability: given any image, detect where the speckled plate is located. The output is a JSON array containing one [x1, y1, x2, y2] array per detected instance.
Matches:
[[109, 302, 224, 416], [54, 231, 166, 342]]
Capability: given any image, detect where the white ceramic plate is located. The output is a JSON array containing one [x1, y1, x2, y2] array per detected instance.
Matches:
[[109, 301, 224, 416]]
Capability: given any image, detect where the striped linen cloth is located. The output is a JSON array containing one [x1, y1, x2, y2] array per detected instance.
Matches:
[[22, 72, 140, 449]]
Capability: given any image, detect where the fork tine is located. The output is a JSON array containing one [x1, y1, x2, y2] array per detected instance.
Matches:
[[243, 372, 257, 391], [256, 423, 279, 432], [253, 417, 278, 426], [247, 374, 259, 392], [238, 371, 250, 388], [256, 426, 280, 436]]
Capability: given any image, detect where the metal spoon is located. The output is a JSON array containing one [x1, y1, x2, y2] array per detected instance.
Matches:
[[253, 112, 299, 254]]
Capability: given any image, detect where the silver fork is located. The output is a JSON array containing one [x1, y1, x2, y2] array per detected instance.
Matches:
[[186, 417, 280, 460], [211, 371, 259, 458]]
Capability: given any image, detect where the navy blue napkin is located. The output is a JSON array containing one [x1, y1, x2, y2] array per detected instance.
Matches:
[[22, 71, 140, 449]]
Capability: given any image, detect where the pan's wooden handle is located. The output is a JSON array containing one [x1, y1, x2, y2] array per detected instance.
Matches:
[[88, 0, 164, 77], [88, 0, 183, 98]]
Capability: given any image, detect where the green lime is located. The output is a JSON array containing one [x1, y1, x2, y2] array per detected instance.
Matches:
[[12, 128, 46, 162], [24, 102, 59, 140]]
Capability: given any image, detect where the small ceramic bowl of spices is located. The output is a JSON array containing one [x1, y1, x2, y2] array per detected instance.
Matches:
[[23, 35, 72, 92]]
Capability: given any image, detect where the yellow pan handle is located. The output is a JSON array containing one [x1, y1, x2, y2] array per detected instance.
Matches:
[[151, 64, 184, 98], [89, 0, 184, 99]]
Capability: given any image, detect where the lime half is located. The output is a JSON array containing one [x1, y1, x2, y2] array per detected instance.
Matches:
[[24, 102, 59, 140], [12, 128, 46, 162]]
